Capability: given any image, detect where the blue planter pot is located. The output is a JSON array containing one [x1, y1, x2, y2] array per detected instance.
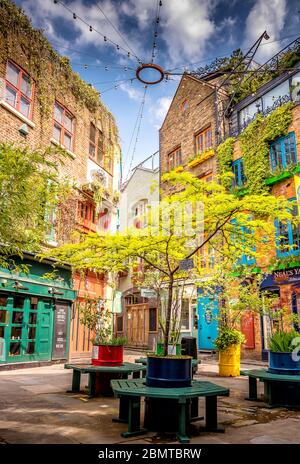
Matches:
[[268, 351, 300, 375], [146, 356, 192, 388]]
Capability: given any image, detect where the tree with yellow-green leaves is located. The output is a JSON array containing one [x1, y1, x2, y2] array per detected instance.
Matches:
[[44, 171, 297, 356]]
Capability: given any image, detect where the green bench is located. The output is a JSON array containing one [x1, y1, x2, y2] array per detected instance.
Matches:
[[241, 369, 300, 408], [65, 362, 146, 398], [111, 378, 229, 443]]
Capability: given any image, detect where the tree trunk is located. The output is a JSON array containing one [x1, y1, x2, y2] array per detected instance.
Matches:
[[164, 276, 174, 356]]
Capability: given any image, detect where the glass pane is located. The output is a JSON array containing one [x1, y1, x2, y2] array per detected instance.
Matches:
[[10, 342, 20, 356], [28, 327, 36, 339], [13, 296, 25, 309], [53, 123, 61, 142], [97, 143, 104, 165], [89, 142, 95, 157], [11, 326, 22, 340], [20, 96, 30, 117], [12, 311, 23, 324], [26, 342, 35, 354], [5, 85, 17, 107], [64, 112, 73, 132], [90, 123, 96, 143], [6, 62, 19, 86], [29, 312, 37, 325], [181, 300, 189, 330], [0, 310, 7, 323], [0, 295, 7, 307], [54, 102, 63, 123], [149, 309, 157, 331], [0, 327, 4, 338], [63, 132, 72, 150], [30, 297, 38, 310], [21, 74, 31, 98]]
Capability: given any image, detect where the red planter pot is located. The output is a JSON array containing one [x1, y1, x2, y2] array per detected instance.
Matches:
[[92, 344, 124, 366]]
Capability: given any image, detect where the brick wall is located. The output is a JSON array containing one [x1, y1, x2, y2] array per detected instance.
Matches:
[[159, 74, 228, 193]]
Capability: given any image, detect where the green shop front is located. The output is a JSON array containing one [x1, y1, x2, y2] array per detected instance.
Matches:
[[0, 254, 76, 366]]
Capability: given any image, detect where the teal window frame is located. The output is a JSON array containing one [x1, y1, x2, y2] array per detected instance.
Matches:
[[270, 132, 297, 171], [231, 218, 256, 266], [232, 158, 246, 187], [275, 197, 300, 257]]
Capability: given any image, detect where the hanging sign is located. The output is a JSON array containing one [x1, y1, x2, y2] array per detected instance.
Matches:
[[179, 258, 194, 270], [141, 288, 157, 298]]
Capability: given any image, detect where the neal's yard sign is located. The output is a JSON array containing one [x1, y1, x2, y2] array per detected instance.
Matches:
[[273, 267, 300, 284]]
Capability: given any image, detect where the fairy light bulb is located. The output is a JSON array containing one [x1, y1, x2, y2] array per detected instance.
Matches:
[[73, 13, 76, 19]]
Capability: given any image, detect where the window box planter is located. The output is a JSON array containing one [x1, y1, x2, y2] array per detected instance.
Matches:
[[265, 171, 291, 186], [92, 344, 124, 366], [268, 351, 300, 375], [174, 165, 184, 173], [188, 148, 215, 168], [146, 355, 192, 387]]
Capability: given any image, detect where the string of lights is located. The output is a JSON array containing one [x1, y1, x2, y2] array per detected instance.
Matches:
[[53, 0, 142, 63], [99, 78, 138, 94], [150, 0, 162, 63], [95, 2, 141, 62]]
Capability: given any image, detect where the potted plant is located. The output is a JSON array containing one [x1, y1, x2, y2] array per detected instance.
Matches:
[[79, 296, 126, 366], [215, 327, 245, 377], [268, 330, 300, 375]]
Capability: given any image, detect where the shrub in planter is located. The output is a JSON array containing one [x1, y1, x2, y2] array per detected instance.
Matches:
[[215, 327, 245, 377], [268, 330, 300, 375]]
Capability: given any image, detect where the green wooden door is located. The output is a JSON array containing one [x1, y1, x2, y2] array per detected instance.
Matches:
[[0, 294, 53, 363]]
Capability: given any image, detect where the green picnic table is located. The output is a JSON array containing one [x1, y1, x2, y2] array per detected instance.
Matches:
[[111, 377, 229, 443], [241, 369, 300, 408], [65, 362, 146, 398]]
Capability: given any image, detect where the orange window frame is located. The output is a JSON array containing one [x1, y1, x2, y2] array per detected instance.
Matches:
[[89, 123, 105, 167], [53, 101, 74, 151], [168, 147, 182, 170], [5, 61, 34, 120], [195, 127, 212, 154]]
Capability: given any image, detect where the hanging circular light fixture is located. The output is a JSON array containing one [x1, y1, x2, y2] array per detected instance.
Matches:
[[136, 63, 165, 85]]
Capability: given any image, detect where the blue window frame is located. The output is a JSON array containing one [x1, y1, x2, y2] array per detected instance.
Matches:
[[270, 132, 297, 171], [275, 198, 300, 257], [232, 158, 246, 187], [231, 219, 256, 266]]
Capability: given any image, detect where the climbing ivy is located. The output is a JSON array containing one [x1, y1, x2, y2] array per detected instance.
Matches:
[[217, 137, 235, 188], [0, 0, 115, 121], [217, 102, 294, 194]]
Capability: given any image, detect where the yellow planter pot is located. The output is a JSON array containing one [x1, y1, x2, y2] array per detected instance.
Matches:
[[218, 344, 241, 377]]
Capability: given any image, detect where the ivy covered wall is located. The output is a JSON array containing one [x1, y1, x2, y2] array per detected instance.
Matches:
[[217, 102, 294, 194]]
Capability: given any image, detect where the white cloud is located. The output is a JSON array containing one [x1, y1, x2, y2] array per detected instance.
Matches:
[[119, 82, 145, 101], [152, 96, 172, 121], [244, 0, 287, 61]]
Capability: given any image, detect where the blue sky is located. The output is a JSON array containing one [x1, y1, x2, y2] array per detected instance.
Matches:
[[15, 0, 300, 177]]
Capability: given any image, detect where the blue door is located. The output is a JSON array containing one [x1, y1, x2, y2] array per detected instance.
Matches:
[[197, 290, 219, 350]]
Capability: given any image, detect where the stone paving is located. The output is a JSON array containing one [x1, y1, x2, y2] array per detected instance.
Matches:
[[0, 351, 299, 444]]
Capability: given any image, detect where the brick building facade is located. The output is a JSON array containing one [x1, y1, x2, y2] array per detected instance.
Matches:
[[159, 65, 300, 360], [0, 0, 121, 363]]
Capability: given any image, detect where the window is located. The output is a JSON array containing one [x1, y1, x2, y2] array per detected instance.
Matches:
[[53, 102, 74, 151], [232, 158, 246, 187], [275, 198, 300, 257], [231, 219, 256, 266], [4, 61, 33, 119], [149, 308, 157, 332], [195, 127, 212, 154], [89, 123, 105, 166], [116, 315, 123, 332], [270, 133, 297, 171], [199, 243, 215, 269], [180, 299, 190, 331], [78, 201, 96, 225], [168, 147, 182, 170]]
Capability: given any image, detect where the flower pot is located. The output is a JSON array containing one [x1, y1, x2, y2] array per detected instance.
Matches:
[[92, 344, 124, 366], [268, 351, 300, 375], [218, 344, 240, 377], [156, 342, 181, 356], [146, 355, 192, 388]]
